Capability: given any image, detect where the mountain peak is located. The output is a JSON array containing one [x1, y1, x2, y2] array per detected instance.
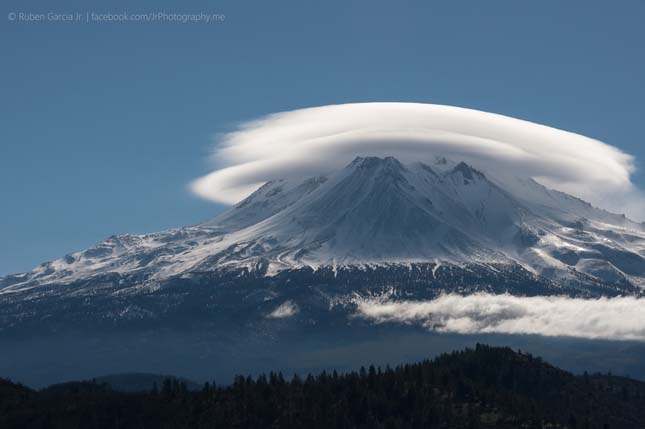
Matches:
[[349, 156, 405, 170], [451, 161, 485, 182]]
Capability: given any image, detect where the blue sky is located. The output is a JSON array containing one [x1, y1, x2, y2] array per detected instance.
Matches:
[[2, 0, 644, 275]]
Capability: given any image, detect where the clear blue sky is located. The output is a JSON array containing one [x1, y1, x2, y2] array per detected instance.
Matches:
[[2, 0, 644, 275]]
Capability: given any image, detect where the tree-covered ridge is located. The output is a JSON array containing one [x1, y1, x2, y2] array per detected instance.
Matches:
[[1, 344, 644, 428]]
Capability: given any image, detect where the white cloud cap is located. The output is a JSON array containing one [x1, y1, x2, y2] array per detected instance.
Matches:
[[191, 102, 640, 218]]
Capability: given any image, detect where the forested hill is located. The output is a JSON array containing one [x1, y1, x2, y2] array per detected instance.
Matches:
[[2, 344, 645, 428]]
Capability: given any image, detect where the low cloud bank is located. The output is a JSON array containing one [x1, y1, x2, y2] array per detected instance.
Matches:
[[190, 103, 641, 219], [355, 293, 645, 341]]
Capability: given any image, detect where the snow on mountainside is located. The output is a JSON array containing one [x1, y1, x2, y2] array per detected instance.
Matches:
[[2, 156, 645, 297]]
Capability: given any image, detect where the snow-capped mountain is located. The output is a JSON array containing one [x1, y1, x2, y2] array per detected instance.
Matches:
[[3, 155, 645, 387], [2, 155, 644, 302]]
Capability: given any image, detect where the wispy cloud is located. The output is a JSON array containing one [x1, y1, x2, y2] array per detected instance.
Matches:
[[267, 300, 299, 319], [190, 102, 641, 218], [355, 293, 645, 341]]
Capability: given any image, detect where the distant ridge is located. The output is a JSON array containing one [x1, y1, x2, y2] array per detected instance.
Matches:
[[91, 373, 200, 393]]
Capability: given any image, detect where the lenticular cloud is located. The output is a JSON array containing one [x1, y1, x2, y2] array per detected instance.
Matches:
[[355, 293, 645, 341], [190, 102, 639, 217]]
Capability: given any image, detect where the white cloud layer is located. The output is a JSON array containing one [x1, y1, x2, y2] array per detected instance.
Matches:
[[190, 102, 641, 218], [355, 293, 645, 341]]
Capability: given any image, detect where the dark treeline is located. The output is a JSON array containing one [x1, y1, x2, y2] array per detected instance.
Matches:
[[1, 344, 645, 428]]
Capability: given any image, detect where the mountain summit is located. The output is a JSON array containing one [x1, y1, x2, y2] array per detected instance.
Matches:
[[203, 155, 518, 267]]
